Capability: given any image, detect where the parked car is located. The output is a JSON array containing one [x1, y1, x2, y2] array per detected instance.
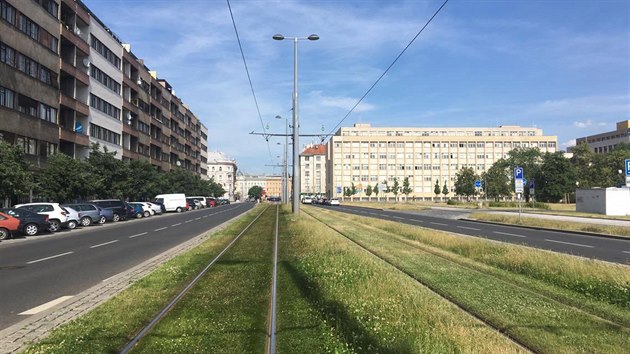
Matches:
[[144, 202, 163, 215], [126, 203, 145, 218], [63, 203, 103, 227], [90, 199, 128, 222], [14, 203, 70, 232], [329, 198, 340, 206], [154, 194, 187, 212], [60, 206, 80, 229], [206, 197, 217, 207], [97, 206, 114, 223], [133, 202, 154, 217], [302, 196, 313, 204], [0, 211, 22, 240], [188, 196, 207, 208], [186, 198, 202, 210], [0, 208, 50, 236]]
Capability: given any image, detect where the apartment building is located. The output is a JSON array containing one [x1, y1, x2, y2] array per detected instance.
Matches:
[[0, 0, 208, 176], [300, 144, 327, 194], [208, 151, 237, 200], [573, 120, 630, 154], [0, 0, 62, 168], [265, 175, 283, 199], [236, 173, 266, 201], [326, 123, 557, 199]]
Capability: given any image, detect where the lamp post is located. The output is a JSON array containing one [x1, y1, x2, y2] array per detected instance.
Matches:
[[276, 115, 289, 205], [273, 33, 319, 214]]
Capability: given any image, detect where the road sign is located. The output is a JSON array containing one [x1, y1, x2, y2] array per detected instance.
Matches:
[[514, 166, 524, 179], [529, 180, 535, 189], [336, 186, 342, 194], [625, 159, 630, 176], [514, 166, 524, 193], [515, 178, 524, 193], [474, 180, 482, 188]]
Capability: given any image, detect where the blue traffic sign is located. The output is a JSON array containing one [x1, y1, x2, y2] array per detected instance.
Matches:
[[474, 180, 482, 188], [514, 166, 524, 179], [522, 177, 527, 186], [529, 180, 535, 189], [625, 159, 630, 176]]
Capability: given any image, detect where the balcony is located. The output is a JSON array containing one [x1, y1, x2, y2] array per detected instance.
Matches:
[[60, 60, 89, 86], [62, 0, 90, 24], [60, 93, 89, 116], [123, 99, 139, 114], [60, 128, 90, 146], [61, 25, 89, 54]]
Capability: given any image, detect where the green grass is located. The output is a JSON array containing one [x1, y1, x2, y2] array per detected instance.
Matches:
[[306, 206, 630, 353], [470, 212, 630, 237], [343, 201, 430, 211], [21, 207, 264, 354]]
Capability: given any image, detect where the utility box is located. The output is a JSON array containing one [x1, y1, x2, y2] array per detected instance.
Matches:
[[576, 188, 630, 216]]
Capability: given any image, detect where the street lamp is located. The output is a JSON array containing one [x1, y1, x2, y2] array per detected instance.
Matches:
[[273, 33, 319, 214], [276, 115, 289, 205]]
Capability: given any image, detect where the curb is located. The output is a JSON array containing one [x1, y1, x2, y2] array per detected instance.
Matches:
[[460, 218, 630, 241], [0, 205, 254, 354]]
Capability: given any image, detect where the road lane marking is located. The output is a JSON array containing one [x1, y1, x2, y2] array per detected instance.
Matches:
[[195, 217, 201, 220], [430, 222, 448, 226], [379, 214, 388, 217], [493, 231, 526, 238], [393, 216, 404, 220], [19, 296, 74, 315], [154, 227, 168, 231], [411, 219, 424, 223], [623, 251, 630, 254], [545, 239, 594, 248], [185, 220, 193, 223], [90, 240, 119, 249], [171, 223, 182, 227], [27, 251, 74, 264], [457, 226, 481, 231], [129, 232, 147, 238], [202, 215, 208, 218]]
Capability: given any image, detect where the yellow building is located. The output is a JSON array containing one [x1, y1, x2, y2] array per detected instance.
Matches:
[[326, 123, 557, 200], [265, 176, 283, 199]]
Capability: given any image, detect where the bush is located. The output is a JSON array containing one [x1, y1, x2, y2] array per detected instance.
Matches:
[[447, 199, 462, 205], [487, 201, 549, 209]]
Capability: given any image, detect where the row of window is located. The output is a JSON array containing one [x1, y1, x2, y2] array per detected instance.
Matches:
[[0, 86, 57, 123], [91, 35, 121, 69], [1, 1, 58, 53], [32, 0, 58, 17], [342, 130, 538, 138], [336, 152, 506, 160], [336, 164, 488, 171], [334, 141, 556, 149], [90, 94, 120, 120], [90, 65, 121, 95], [90, 123, 120, 145], [12, 135, 57, 156], [0, 41, 57, 87]]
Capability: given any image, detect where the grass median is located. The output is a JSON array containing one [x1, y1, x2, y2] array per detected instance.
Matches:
[[470, 212, 630, 237], [305, 206, 630, 353]]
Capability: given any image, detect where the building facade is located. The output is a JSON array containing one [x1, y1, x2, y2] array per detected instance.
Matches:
[[265, 175, 282, 199], [300, 144, 326, 195], [326, 123, 557, 199], [0, 0, 208, 176], [235, 173, 266, 201], [573, 120, 630, 154], [207, 151, 237, 200]]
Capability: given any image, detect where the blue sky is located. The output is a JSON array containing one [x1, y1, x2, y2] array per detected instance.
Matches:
[[84, 0, 629, 174]]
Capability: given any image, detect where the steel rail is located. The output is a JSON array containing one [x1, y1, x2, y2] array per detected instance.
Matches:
[[266, 205, 280, 354]]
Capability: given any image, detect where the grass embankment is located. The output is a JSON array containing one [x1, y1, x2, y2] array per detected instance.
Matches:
[[304, 206, 630, 353], [343, 201, 430, 211], [22, 206, 266, 354], [470, 212, 630, 237]]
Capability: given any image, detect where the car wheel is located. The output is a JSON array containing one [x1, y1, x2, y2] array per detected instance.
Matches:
[[99, 216, 106, 224], [67, 220, 78, 229], [112, 213, 120, 222], [0, 227, 10, 240], [136, 213, 142, 219], [143, 211, 150, 217], [176, 207, 182, 213], [23, 223, 39, 236], [48, 219, 61, 232], [81, 216, 92, 227]]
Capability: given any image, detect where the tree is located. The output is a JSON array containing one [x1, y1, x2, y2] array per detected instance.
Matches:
[[505, 147, 542, 202], [0, 141, 33, 205], [39, 153, 91, 203], [248, 185, 263, 200], [434, 179, 441, 200], [483, 159, 512, 201], [122, 159, 161, 201], [391, 177, 400, 202], [85, 143, 127, 199], [570, 143, 596, 188], [454, 167, 477, 198], [373, 184, 379, 201], [366, 185, 373, 199], [402, 177, 412, 201], [442, 180, 449, 199], [350, 182, 357, 196], [535, 152, 577, 203]]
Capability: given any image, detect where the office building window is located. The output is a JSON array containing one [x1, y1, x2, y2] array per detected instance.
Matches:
[[0, 86, 14, 109], [0, 42, 15, 65], [90, 94, 120, 120], [90, 123, 120, 145], [0, 1, 16, 25]]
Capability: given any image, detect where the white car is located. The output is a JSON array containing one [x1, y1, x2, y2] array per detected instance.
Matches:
[[131, 202, 153, 217], [145, 202, 163, 215], [302, 197, 313, 204], [14, 203, 70, 232], [60, 206, 80, 229], [329, 198, 340, 206]]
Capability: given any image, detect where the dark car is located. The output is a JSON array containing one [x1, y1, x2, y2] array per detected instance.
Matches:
[[0, 208, 50, 236], [124, 202, 143, 219], [90, 199, 128, 222]]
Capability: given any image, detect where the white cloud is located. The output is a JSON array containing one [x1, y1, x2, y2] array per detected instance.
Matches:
[[308, 91, 376, 113], [561, 139, 577, 148], [574, 120, 592, 128]]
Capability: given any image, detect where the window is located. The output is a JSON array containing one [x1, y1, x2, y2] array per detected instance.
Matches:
[[1, 1, 16, 25], [90, 65, 121, 95], [33, 0, 58, 17], [90, 123, 120, 145], [137, 121, 150, 135], [90, 94, 120, 119], [91, 36, 121, 69], [39, 104, 57, 123], [16, 136, 37, 155], [0, 86, 14, 109], [18, 14, 39, 40], [17, 94, 37, 117], [0, 42, 15, 66]]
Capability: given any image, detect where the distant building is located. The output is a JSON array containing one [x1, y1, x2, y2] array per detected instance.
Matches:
[[207, 151, 237, 200], [300, 144, 327, 195], [236, 173, 291, 201], [572, 120, 630, 154], [265, 175, 283, 199]]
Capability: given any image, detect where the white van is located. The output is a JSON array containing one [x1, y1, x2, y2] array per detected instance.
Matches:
[[154, 194, 187, 212]]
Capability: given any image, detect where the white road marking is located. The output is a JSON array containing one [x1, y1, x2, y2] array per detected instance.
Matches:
[[184, 220, 193, 223], [393, 216, 404, 220], [493, 231, 526, 238], [369, 212, 378, 215], [202, 215, 208, 218], [411, 219, 424, 223], [195, 217, 201, 220], [545, 239, 594, 248], [430, 222, 448, 226], [154, 227, 168, 232], [27, 251, 74, 264], [379, 214, 388, 217], [623, 251, 630, 254], [90, 240, 119, 249], [129, 232, 147, 239], [19, 296, 74, 315], [457, 226, 481, 231], [171, 223, 182, 227]]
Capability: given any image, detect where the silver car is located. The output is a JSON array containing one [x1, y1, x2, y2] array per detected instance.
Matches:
[[63, 203, 103, 226]]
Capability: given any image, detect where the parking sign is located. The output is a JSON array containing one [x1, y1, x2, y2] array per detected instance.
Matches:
[[625, 159, 630, 176], [514, 167, 524, 179]]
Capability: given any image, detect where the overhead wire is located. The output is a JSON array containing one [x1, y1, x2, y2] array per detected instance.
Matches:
[[326, 0, 450, 140], [226, 0, 273, 160]]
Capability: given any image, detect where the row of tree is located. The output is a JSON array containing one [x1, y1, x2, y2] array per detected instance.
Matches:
[[0, 142, 225, 205]]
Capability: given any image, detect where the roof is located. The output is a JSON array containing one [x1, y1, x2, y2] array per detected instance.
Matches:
[[301, 144, 326, 156]]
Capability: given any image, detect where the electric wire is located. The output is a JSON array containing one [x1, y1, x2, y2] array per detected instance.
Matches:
[[226, 0, 273, 160], [326, 0, 450, 139]]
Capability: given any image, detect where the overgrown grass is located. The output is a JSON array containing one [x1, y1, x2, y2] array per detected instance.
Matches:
[[280, 208, 524, 353], [21, 207, 264, 354], [306, 207, 630, 353], [470, 212, 630, 237], [342, 201, 430, 211]]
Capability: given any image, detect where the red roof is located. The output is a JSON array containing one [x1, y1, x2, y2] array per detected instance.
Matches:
[[301, 144, 326, 156]]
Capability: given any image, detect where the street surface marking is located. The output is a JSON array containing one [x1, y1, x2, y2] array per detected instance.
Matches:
[[154, 227, 168, 231], [493, 231, 526, 238], [393, 216, 404, 219], [430, 222, 448, 226], [27, 251, 74, 264], [184, 220, 193, 223], [171, 223, 182, 227], [457, 226, 481, 231], [411, 219, 424, 223], [195, 217, 201, 220], [19, 296, 73, 315], [623, 251, 630, 254], [545, 239, 594, 248], [129, 232, 148, 238], [90, 240, 119, 249]]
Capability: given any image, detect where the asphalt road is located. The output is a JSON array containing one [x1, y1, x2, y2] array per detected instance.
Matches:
[[0, 203, 254, 330], [313, 204, 630, 265]]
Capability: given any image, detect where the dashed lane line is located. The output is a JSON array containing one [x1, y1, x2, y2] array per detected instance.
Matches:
[[90, 240, 119, 249], [544, 239, 594, 248], [184, 220, 193, 223], [411, 219, 424, 223], [27, 251, 74, 264], [171, 223, 182, 227], [457, 226, 481, 231], [129, 232, 148, 238], [154, 227, 168, 232], [430, 222, 448, 226], [493, 231, 526, 238]]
